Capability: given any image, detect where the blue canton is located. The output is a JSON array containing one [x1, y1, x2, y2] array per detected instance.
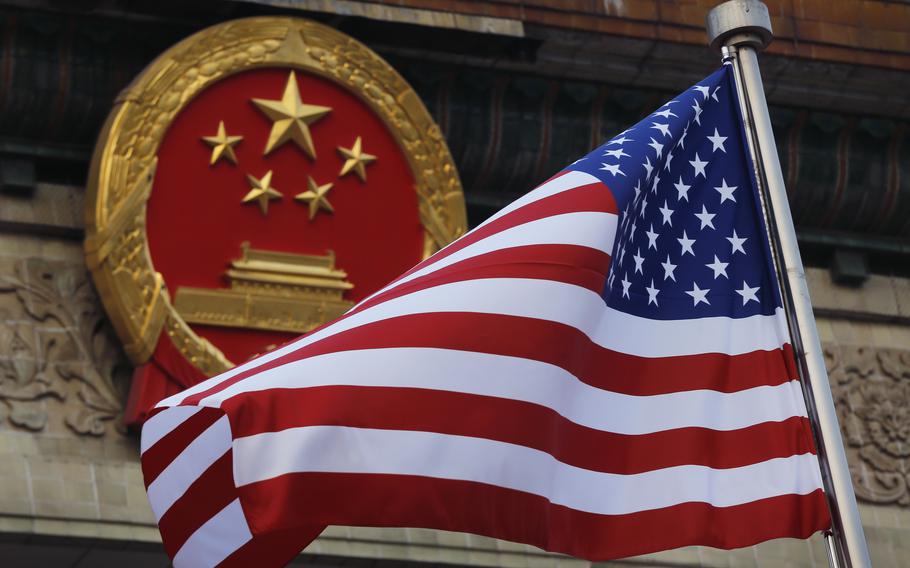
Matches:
[[566, 65, 781, 320]]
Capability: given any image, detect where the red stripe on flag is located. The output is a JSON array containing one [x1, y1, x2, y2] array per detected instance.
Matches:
[[223, 385, 816, 473], [238, 473, 830, 561]]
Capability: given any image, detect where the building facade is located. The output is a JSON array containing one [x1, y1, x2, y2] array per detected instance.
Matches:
[[0, 0, 909, 566]]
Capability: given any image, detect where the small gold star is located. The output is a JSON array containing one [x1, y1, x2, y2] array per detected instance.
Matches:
[[242, 170, 283, 216], [201, 121, 243, 165], [295, 176, 334, 220], [337, 136, 377, 183], [252, 71, 331, 159]]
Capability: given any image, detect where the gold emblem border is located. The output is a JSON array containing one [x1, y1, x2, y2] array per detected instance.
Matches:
[[84, 17, 467, 376]]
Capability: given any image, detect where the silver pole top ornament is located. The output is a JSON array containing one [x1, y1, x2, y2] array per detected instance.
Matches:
[[706, 0, 773, 50]]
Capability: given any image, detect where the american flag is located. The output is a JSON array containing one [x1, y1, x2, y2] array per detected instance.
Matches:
[[140, 65, 830, 567]]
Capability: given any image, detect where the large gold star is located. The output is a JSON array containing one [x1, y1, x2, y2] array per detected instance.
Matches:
[[294, 176, 334, 220], [337, 136, 377, 183], [201, 121, 243, 165], [242, 170, 283, 216], [251, 72, 331, 159]]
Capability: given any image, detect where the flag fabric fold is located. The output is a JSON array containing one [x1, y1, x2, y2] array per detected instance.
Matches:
[[141, 64, 831, 567]]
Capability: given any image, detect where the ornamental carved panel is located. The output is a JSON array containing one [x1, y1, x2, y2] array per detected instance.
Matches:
[[827, 343, 910, 506], [0, 258, 129, 436]]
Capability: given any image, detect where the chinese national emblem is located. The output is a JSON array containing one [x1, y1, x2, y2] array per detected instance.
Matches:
[[85, 17, 467, 424]]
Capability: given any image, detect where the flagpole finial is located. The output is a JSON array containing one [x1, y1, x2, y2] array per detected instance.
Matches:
[[706, 0, 772, 51]]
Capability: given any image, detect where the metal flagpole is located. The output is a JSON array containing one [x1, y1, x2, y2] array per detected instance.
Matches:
[[704, 2, 872, 568]]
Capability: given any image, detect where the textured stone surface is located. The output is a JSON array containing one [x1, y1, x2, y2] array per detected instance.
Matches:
[[807, 267, 910, 320], [0, 183, 84, 235]]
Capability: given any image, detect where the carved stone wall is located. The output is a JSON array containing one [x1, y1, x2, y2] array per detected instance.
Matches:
[[0, 232, 157, 541], [0, 257, 129, 437], [827, 345, 910, 507]]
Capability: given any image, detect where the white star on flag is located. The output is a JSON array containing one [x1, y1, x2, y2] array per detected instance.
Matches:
[[677, 125, 688, 149], [707, 128, 727, 153], [674, 177, 691, 201], [692, 98, 703, 125], [650, 174, 661, 194], [600, 163, 625, 176], [695, 205, 716, 230], [736, 281, 761, 304], [633, 249, 645, 274], [690, 153, 708, 178], [648, 138, 664, 158], [646, 224, 659, 250], [677, 230, 696, 256], [727, 229, 747, 255], [651, 122, 671, 138], [705, 255, 729, 279], [604, 148, 630, 159], [643, 156, 654, 179], [685, 282, 711, 306], [715, 179, 737, 204], [659, 201, 674, 226], [646, 279, 660, 306], [661, 254, 677, 281]]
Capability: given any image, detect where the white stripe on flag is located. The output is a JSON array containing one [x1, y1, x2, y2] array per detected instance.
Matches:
[[233, 426, 824, 514], [201, 348, 806, 434], [146, 415, 231, 521], [173, 498, 252, 568]]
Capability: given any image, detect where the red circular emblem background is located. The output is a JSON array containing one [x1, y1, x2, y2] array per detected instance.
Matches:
[[147, 67, 424, 364]]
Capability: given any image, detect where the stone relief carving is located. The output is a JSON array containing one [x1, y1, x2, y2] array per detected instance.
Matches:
[[0, 258, 129, 435], [827, 344, 910, 506]]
